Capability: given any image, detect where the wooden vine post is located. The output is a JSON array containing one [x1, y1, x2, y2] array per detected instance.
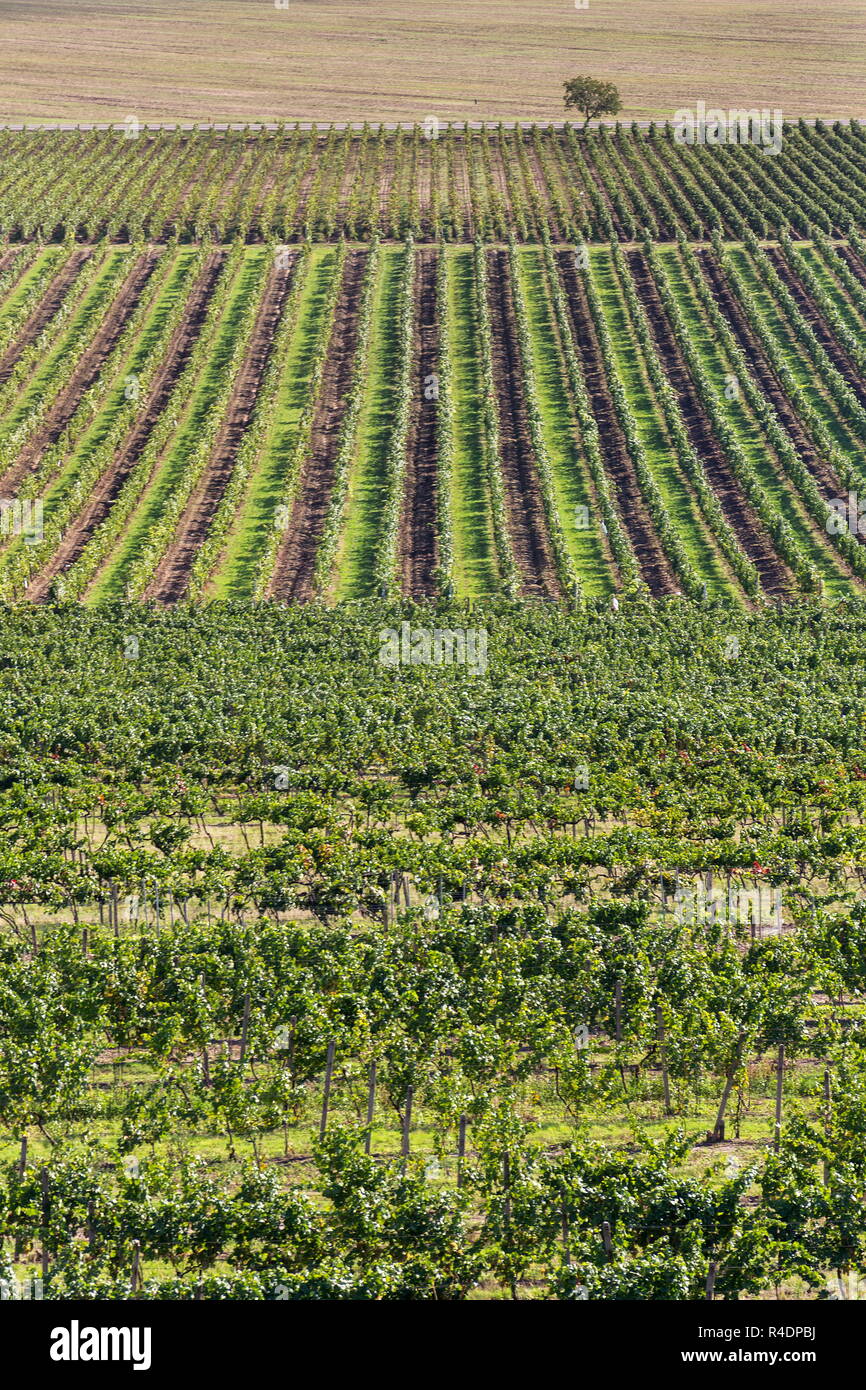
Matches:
[[364, 1060, 376, 1155], [773, 1043, 785, 1152], [656, 1005, 672, 1114], [319, 1040, 336, 1138]]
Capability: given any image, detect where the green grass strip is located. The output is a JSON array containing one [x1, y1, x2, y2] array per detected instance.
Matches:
[[31, 250, 199, 528], [212, 246, 338, 600], [334, 246, 403, 600], [88, 248, 266, 601], [725, 247, 862, 466], [0, 245, 121, 448], [798, 244, 866, 343], [442, 248, 499, 598], [591, 248, 732, 598], [516, 247, 611, 598], [662, 247, 851, 597]]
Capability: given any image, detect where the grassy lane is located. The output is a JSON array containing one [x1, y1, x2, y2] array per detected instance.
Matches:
[[517, 248, 611, 598], [211, 248, 338, 600], [441, 247, 498, 598], [0, 245, 52, 329], [726, 247, 862, 465], [662, 246, 853, 597], [334, 246, 402, 600], [29, 249, 199, 535], [591, 248, 737, 599], [0, 247, 126, 441], [87, 249, 266, 602], [799, 244, 866, 336]]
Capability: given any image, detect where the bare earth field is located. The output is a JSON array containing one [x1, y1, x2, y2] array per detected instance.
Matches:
[[1, 0, 864, 124]]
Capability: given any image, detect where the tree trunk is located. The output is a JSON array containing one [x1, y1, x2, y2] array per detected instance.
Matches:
[[710, 1032, 747, 1142]]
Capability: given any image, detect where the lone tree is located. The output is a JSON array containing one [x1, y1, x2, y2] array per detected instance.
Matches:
[[564, 77, 622, 131]]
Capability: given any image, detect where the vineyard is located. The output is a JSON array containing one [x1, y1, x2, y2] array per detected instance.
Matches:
[[0, 148, 865, 603], [1, 601, 866, 1302], [3, 115, 866, 1307], [2, 121, 866, 244]]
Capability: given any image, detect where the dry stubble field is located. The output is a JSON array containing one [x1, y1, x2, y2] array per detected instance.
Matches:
[[1, 0, 864, 124]]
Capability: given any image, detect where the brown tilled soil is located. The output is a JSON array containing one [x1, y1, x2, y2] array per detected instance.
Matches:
[[0, 248, 161, 497], [268, 248, 369, 602], [399, 248, 439, 597], [0, 246, 24, 282], [335, 135, 364, 232], [626, 248, 793, 598], [699, 249, 857, 510], [26, 250, 226, 603], [577, 141, 627, 240], [766, 247, 866, 408], [415, 137, 433, 237], [143, 253, 298, 605], [293, 145, 320, 226], [486, 140, 511, 230], [486, 247, 560, 600], [0, 247, 91, 385], [378, 138, 398, 234], [556, 248, 678, 597], [524, 139, 558, 239], [837, 245, 866, 293], [4, 3, 865, 126], [455, 143, 474, 240]]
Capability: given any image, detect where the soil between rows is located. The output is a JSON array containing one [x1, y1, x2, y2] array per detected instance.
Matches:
[[268, 247, 369, 602], [26, 250, 227, 601], [0, 246, 90, 387], [399, 247, 439, 598], [556, 247, 678, 598], [626, 247, 792, 600], [766, 246, 866, 410], [486, 247, 560, 600], [144, 251, 298, 604], [0, 248, 161, 499], [698, 248, 864, 539]]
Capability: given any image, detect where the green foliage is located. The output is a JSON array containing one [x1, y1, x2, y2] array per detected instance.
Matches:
[[563, 79, 623, 131]]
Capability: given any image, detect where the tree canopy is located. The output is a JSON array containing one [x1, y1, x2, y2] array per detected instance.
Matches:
[[564, 77, 622, 130]]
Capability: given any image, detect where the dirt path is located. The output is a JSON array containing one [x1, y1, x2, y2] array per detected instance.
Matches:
[[838, 244, 866, 294], [267, 248, 368, 601], [486, 248, 560, 599], [0, 248, 161, 497], [556, 248, 677, 596], [626, 248, 793, 598], [0, 247, 91, 384], [292, 136, 321, 226], [334, 133, 363, 235], [699, 249, 857, 506], [26, 250, 226, 602], [399, 248, 439, 596], [378, 136, 398, 234], [143, 252, 298, 604], [577, 139, 627, 240], [524, 138, 559, 239], [486, 140, 511, 231], [454, 137, 474, 241], [766, 247, 866, 409], [415, 136, 433, 240], [0, 246, 23, 281]]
